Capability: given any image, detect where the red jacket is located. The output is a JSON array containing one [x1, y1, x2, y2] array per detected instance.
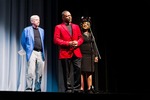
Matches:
[[54, 23, 83, 59]]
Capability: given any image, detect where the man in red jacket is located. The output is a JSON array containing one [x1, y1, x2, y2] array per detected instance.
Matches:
[[54, 10, 83, 93]]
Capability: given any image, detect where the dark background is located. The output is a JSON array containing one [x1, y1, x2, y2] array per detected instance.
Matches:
[[55, 0, 150, 93], [0, 0, 150, 94]]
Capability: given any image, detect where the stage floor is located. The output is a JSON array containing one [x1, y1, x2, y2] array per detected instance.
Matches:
[[0, 91, 147, 99]]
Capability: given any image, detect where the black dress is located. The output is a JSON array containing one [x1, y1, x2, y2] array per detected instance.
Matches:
[[80, 32, 97, 72]]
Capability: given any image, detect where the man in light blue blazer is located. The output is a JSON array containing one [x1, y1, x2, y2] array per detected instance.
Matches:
[[21, 15, 45, 92]]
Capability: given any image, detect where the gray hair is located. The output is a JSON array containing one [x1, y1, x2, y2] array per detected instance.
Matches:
[[30, 15, 40, 21], [61, 10, 70, 16]]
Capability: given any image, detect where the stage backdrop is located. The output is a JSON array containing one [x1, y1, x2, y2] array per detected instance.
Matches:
[[2, 0, 149, 93], [0, 0, 112, 93], [0, 0, 59, 92]]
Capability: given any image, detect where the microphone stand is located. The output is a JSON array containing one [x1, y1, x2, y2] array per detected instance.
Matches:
[[89, 27, 101, 59], [89, 25, 101, 94]]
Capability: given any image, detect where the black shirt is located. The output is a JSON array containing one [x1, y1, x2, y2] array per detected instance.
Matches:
[[33, 28, 42, 51]]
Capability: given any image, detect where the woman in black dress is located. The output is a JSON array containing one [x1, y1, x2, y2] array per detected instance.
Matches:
[[80, 17, 99, 93]]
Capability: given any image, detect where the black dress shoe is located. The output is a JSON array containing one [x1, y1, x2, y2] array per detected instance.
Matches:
[[65, 89, 73, 93], [78, 90, 84, 93], [35, 89, 41, 92], [73, 90, 84, 93], [25, 88, 32, 92]]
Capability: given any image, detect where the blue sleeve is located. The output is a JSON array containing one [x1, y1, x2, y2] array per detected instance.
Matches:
[[21, 29, 26, 51]]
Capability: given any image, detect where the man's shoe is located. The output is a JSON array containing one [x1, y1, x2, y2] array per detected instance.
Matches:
[[78, 90, 84, 93], [65, 89, 73, 93], [25, 88, 32, 92], [35, 89, 41, 92]]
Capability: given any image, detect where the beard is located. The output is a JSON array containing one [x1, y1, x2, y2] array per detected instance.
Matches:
[[65, 18, 72, 23]]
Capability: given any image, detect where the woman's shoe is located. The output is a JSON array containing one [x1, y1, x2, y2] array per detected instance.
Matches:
[[87, 90, 94, 94], [87, 85, 95, 94]]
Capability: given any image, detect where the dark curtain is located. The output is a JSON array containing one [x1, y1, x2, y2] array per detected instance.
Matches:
[[0, 0, 59, 92], [1, 0, 150, 93]]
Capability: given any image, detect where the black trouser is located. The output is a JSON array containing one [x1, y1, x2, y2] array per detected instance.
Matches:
[[61, 56, 81, 92]]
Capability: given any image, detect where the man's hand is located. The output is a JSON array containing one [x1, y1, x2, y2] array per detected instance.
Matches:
[[69, 40, 78, 48], [72, 40, 78, 47], [69, 41, 73, 46]]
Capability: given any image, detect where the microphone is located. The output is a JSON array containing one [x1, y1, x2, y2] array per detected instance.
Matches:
[[81, 16, 84, 19]]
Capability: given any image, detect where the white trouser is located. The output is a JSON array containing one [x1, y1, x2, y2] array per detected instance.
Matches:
[[26, 50, 44, 91]]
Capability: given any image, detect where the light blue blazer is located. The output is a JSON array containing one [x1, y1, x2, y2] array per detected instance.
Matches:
[[21, 26, 45, 62]]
